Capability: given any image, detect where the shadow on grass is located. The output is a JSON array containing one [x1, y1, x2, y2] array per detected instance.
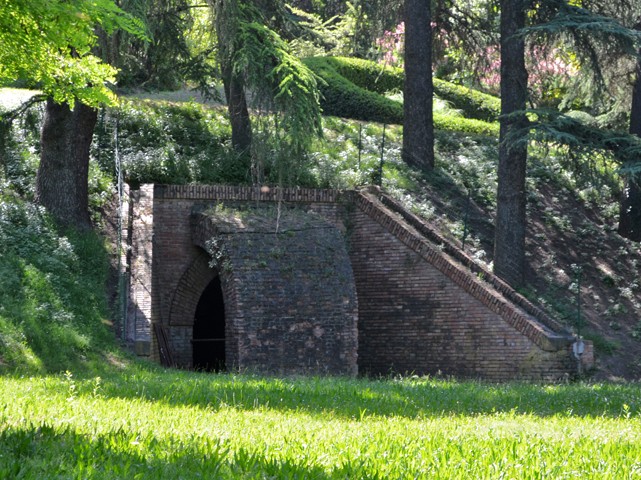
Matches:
[[68, 364, 641, 420], [0, 423, 335, 479]]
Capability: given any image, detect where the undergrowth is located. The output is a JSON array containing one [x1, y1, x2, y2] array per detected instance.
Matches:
[[0, 192, 120, 374], [1, 78, 640, 377]]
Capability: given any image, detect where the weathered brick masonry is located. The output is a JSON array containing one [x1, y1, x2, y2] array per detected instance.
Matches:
[[126, 184, 593, 380]]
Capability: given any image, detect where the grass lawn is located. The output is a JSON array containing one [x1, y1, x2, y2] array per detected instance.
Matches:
[[1, 365, 641, 479]]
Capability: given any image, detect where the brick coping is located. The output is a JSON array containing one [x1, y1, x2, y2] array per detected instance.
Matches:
[[362, 186, 571, 335], [152, 184, 341, 203]]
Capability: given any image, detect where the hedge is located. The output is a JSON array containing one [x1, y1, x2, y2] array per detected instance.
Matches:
[[305, 56, 501, 123], [433, 79, 501, 122], [302, 57, 404, 125], [303, 56, 499, 137]]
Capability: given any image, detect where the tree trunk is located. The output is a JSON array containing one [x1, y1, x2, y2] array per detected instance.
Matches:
[[222, 64, 253, 155], [493, 0, 529, 288], [35, 99, 97, 229], [402, 0, 434, 170], [618, 43, 641, 241]]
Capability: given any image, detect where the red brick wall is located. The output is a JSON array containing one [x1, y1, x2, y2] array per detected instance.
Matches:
[[125, 184, 589, 380], [348, 205, 574, 380]]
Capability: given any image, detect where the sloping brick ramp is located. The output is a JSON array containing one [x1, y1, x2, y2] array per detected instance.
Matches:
[[348, 186, 593, 379]]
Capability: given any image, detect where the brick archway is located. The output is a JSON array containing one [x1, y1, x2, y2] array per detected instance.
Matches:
[[168, 249, 217, 327], [166, 244, 239, 369]]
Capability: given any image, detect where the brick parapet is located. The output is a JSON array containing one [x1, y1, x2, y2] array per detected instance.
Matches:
[[153, 184, 341, 203], [348, 189, 581, 355], [369, 186, 570, 335], [347, 205, 578, 380]]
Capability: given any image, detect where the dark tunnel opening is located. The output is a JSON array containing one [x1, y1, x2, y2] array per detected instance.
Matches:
[[192, 276, 226, 372]]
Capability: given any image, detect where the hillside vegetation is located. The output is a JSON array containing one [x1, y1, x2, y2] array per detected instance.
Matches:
[[1, 57, 641, 380], [2, 56, 641, 479]]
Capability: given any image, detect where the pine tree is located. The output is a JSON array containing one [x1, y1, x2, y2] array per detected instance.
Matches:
[[618, 22, 641, 241], [208, 0, 323, 183], [493, 0, 528, 287], [402, 0, 434, 170]]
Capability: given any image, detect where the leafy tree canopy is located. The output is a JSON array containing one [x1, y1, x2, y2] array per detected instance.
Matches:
[[504, 108, 641, 173], [0, 0, 146, 108]]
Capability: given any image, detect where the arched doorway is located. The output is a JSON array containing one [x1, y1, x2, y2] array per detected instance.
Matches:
[[192, 276, 226, 371]]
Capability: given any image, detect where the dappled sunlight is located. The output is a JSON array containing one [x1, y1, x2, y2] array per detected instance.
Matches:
[[2, 371, 641, 478], [5, 367, 641, 421]]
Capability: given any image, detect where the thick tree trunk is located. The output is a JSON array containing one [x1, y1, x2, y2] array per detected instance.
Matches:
[[213, 0, 252, 155], [402, 0, 434, 170], [222, 64, 252, 155], [35, 99, 97, 229], [618, 44, 641, 241], [494, 0, 528, 287]]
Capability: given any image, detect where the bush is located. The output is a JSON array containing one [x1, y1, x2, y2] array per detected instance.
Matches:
[[304, 56, 499, 137], [305, 57, 501, 124], [302, 57, 404, 125], [432, 79, 501, 122], [434, 112, 499, 137], [321, 56, 404, 95], [95, 100, 249, 187]]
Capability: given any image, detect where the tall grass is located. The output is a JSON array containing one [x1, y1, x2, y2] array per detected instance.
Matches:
[[1, 368, 640, 478]]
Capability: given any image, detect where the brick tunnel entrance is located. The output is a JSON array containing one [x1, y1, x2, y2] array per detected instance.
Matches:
[[192, 276, 226, 371]]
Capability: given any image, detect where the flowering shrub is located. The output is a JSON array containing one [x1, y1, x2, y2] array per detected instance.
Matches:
[[477, 45, 577, 105], [376, 22, 405, 69]]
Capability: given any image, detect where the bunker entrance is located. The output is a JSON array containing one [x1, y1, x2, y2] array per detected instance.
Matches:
[[192, 276, 226, 372]]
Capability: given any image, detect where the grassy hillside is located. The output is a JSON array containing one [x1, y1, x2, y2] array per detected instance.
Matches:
[[0, 194, 126, 374]]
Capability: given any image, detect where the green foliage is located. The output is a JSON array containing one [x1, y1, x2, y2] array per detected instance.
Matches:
[[310, 119, 406, 189], [526, 1, 641, 93], [96, 99, 251, 186], [303, 56, 405, 124], [433, 79, 501, 122], [286, 5, 358, 58], [314, 57, 501, 122], [434, 111, 499, 136], [506, 109, 641, 173], [0, 99, 42, 196], [321, 56, 405, 94], [116, 0, 217, 95], [0, 0, 146, 108], [0, 194, 115, 374], [235, 18, 323, 153]]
